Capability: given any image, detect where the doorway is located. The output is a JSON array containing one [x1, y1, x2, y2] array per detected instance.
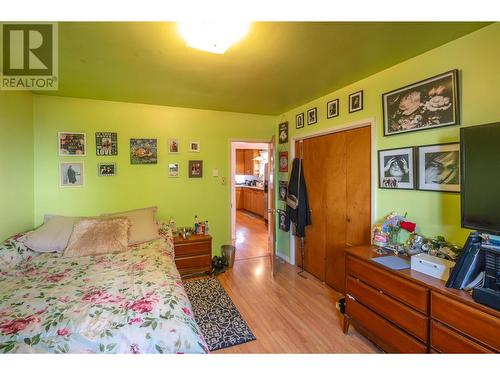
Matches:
[[230, 142, 271, 261], [292, 124, 373, 293]]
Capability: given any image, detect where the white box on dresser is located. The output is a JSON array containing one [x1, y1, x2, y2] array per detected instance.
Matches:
[[411, 253, 455, 281]]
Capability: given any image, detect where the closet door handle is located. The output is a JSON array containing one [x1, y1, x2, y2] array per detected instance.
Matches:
[[346, 216, 351, 223]]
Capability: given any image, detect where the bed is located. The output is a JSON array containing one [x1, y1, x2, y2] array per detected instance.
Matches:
[[0, 230, 209, 354]]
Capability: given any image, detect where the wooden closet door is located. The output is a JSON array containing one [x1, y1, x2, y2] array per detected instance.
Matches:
[[295, 138, 328, 281], [346, 126, 372, 248], [324, 131, 347, 291]]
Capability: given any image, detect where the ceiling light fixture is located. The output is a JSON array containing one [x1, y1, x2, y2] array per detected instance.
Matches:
[[177, 21, 250, 54]]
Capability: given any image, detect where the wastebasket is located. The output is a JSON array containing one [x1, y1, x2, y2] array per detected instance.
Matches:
[[221, 245, 236, 268]]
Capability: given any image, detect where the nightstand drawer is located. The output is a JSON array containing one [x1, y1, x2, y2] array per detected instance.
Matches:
[[175, 241, 211, 257], [175, 254, 211, 270]]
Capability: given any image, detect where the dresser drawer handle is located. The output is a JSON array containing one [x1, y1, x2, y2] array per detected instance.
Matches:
[[379, 290, 384, 294], [346, 294, 356, 301]]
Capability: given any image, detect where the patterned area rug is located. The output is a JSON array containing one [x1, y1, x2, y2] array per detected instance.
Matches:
[[183, 277, 256, 351]]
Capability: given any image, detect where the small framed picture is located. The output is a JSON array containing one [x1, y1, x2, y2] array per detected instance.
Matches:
[[307, 108, 317, 125], [98, 163, 116, 177], [349, 90, 363, 113], [169, 163, 179, 178], [417, 143, 460, 192], [169, 139, 179, 154], [278, 209, 288, 231], [189, 141, 200, 152], [58, 132, 86, 156], [378, 147, 415, 190], [279, 121, 289, 144], [279, 181, 288, 201], [95, 132, 118, 156], [296, 113, 304, 129], [327, 99, 339, 119], [279, 151, 288, 173], [60, 162, 84, 187], [188, 160, 203, 178], [130, 138, 158, 164]]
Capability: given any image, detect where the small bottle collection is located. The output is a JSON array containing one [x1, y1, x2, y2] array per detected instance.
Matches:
[[193, 215, 209, 235]]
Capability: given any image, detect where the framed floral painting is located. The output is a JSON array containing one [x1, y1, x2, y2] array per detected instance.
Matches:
[[382, 70, 459, 136]]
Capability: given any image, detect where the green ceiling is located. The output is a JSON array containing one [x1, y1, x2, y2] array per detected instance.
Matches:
[[38, 22, 490, 115]]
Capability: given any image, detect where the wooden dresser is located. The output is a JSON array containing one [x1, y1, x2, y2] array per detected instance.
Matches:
[[173, 234, 212, 277], [344, 246, 500, 353]]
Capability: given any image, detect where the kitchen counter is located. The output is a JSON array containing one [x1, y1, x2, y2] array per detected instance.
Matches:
[[235, 185, 264, 191]]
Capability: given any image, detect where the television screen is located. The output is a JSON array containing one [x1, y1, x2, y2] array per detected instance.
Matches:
[[461, 122, 500, 234]]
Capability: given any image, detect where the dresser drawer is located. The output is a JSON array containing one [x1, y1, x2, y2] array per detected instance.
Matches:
[[431, 292, 500, 351], [175, 254, 211, 270], [346, 298, 427, 353], [175, 241, 211, 257], [430, 320, 493, 353], [347, 255, 428, 313], [346, 276, 428, 341]]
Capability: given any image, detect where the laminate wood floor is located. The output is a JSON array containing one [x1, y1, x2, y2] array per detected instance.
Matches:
[[234, 210, 269, 261], [216, 256, 380, 353]]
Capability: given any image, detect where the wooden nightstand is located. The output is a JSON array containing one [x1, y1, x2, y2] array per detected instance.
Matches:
[[173, 234, 212, 277]]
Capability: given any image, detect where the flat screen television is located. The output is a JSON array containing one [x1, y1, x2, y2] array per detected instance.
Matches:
[[461, 122, 500, 234]]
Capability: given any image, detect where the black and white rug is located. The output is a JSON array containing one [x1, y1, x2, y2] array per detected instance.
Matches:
[[183, 277, 256, 351]]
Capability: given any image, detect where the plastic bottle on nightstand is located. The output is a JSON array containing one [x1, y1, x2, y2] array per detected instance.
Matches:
[[194, 215, 199, 234], [204, 221, 209, 235]]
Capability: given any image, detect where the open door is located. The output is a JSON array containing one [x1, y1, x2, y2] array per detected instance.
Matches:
[[268, 136, 277, 276]]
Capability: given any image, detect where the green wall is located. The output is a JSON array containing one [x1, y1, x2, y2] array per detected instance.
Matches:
[[275, 23, 500, 259], [33, 95, 275, 254], [0, 91, 34, 241]]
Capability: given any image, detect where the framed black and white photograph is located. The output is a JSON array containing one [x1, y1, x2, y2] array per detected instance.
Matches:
[[279, 121, 289, 144], [188, 160, 203, 178], [95, 132, 118, 156], [327, 99, 339, 119], [279, 181, 288, 201], [417, 143, 460, 192], [296, 113, 304, 129], [168, 163, 179, 178], [378, 147, 415, 190], [98, 162, 116, 177], [168, 139, 179, 154], [382, 70, 459, 136], [59, 162, 84, 187], [307, 107, 317, 125], [58, 132, 86, 156], [189, 141, 200, 153], [278, 209, 287, 231], [349, 91, 363, 113]]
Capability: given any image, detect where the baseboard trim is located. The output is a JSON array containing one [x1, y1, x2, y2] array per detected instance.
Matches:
[[276, 251, 292, 264]]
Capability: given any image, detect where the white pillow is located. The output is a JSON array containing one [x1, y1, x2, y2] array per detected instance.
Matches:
[[21, 216, 78, 253], [103, 207, 159, 245], [63, 218, 130, 258]]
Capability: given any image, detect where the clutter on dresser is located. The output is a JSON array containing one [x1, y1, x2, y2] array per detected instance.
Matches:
[[193, 215, 210, 235]]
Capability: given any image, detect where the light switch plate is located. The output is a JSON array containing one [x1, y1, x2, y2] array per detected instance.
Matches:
[[212, 169, 219, 177]]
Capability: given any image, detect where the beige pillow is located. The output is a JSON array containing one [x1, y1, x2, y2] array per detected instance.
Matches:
[[103, 207, 159, 245], [21, 216, 78, 253], [63, 218, 130, 258]]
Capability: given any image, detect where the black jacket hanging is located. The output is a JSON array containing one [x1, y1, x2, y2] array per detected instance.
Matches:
[[285, 158, 311, 237]]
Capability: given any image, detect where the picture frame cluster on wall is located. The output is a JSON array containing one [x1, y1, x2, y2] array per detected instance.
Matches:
[[57, 131, 206, 186], [378, 143, 460, 192]]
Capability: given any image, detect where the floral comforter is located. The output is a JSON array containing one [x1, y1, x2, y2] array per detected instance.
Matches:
[[0, 235, 208, 354]]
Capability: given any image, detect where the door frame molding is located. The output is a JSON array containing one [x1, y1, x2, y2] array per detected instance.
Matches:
[[288, 117, 377, 265], [229, 140, 270, 240]]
